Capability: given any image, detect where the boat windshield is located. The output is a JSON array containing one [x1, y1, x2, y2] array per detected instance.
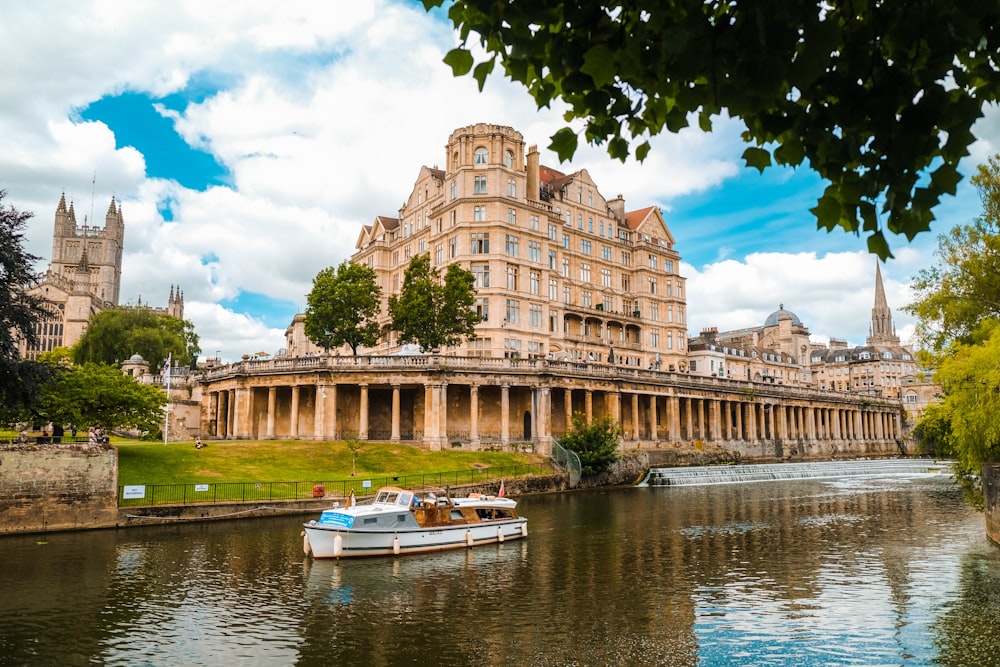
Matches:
[[375, 490, 399, 505]]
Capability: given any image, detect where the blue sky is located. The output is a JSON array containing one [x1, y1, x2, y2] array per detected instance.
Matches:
[[2, 1, 996, 360]]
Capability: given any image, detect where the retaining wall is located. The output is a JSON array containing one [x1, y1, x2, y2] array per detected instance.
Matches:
[[0, 443, 118, 534]]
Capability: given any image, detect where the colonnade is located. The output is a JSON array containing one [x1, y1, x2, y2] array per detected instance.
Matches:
[[201, 357, 902, 458]]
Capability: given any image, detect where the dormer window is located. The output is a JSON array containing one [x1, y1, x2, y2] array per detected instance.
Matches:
[[475, 147, 488, 164]]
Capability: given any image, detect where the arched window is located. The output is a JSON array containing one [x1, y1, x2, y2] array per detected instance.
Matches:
[[504, 149, 513, 168], [475, 147, 488, 164]]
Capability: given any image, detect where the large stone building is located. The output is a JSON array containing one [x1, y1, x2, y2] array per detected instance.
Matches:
[[286, 123, 688, 371], [208, 124, 903, 459], [19, 194, 183, 359]]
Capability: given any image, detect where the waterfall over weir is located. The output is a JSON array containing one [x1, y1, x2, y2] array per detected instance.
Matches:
[[640, 459, 951, 487]]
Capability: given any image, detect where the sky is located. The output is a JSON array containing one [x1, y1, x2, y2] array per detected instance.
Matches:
[[3, 1, 998, 362]]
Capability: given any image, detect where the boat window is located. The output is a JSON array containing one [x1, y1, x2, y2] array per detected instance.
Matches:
[[495, 509, 513, 519], [364, 517, 378, 525], [397, 492, 413, 507], [450, 510, 465, 520], [381, 492, 399, 505], [397, 515, 407, 523]]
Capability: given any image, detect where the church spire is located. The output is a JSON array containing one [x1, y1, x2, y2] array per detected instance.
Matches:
[[867, 262, 899, 345]]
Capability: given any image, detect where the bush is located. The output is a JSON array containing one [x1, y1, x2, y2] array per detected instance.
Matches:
[[558, 413, 621, 476]]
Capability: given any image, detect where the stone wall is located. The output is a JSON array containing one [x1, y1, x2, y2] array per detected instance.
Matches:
[[0, 443, 118, 534]]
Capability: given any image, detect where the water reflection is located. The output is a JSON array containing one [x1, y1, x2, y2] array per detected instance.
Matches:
[[0, 474, 994, 666]]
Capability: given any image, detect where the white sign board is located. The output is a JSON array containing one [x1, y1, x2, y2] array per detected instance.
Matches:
[[122, 485, 146, 499], [195, 484, 209, 492], [362, 480, 372, 489]]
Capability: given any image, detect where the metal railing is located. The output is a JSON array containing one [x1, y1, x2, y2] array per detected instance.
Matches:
[[118, 460, 559, 507], [551, 441, 582, 486]]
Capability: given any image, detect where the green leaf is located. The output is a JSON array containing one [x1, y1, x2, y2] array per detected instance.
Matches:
[[580, 45, 617, 88], [742, 146, 772, 172], [635, 141, 651, 162], [549, 127, 579, 162], [472, 57, 495, 91], [866, 231, 892, 260], [443, 47, 474, 76]]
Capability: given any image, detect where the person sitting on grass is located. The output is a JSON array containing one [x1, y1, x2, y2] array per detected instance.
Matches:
[[195, 437, 205, 449]]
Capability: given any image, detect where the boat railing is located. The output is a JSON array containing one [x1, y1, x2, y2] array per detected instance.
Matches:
[[117, 460, 559, 507], [550, 441, 582, 487]]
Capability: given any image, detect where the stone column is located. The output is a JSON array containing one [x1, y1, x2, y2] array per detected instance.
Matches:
[[649, 395, 658, 441], [535, 386, 552, 454], [685, 398, 694, 442], [359, 383, 369, 441], [735, 402, 744, 441], [501, 383, 510, 445], [564, 387, 573, 434], [290, 385, 300, 439], [315, 384, 326, 440], [214, 392, 224, 438], [585, 390, 594, 424], [631, 393, 640, 441], [709, 400, 721, 441], [230, 388, 241, 439], [439, 383, 449, 445], [668, 395, 680, 442], [329, 384, 338, 439], [266, 387, 276, 439], [423, 383, 436, 448], [722, 401, 732, 440], [391, 384, 401, 442], [469, 385, 480, 447]]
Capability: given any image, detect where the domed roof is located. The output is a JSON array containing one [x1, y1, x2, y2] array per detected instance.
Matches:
[[764, 304, 803, 327], [127, 353, 147, 363]]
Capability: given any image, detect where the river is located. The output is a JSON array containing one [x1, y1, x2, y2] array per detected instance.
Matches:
[[2, 471, 999, 666]]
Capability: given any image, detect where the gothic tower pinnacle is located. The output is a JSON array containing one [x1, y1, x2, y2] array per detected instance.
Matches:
[[867, 262, 900, 345]]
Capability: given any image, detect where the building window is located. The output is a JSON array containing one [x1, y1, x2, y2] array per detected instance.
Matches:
[[603, 295, 613, 311], [577, 214, 583, 229], [602, 245, 612, 260], [530, 214, 539, 231], [471, 263, 490, 288], [471, 233, 489, 254], [580, 239, 591, 255], [651, 329, 659, 348], [528, 240, 541, 263], [507, 178, 516, 197], [561, 258, 570, 278], [529, 270, 540, 295], [450, 181, 456, 200], [580, 263, 591, 282], [548, 250, 557, 270], [582, 290, 592, 308], [507, 265, 519, 291], [562, 234, 570, 249], [505, 234, 519, 257], [588, 217, 593, 232], [474, 205, 486, 221], [649, 277, 657, 294], [621, 251, 631, 266], [507, 208, 517, 225], [601, 268, 611, 287], [474, 175, 487, 193], [548, 224, 558, 241], [529, 303, 542, 327], [504, 337, 521, 358], [435, 244, 443, 265], [563, 286, 571, 304], [504, 149, 513, 168], [621, 275, 631, 291], [475, 147, 488, 164], [665, 259, 674, 274], [549, 279, 558, 300], [505, 299, 520, 324], [449, 236, 457, 258], [549, 310, 558, 332], [649, 254, 658, 269], [476, 297, 489, 321]]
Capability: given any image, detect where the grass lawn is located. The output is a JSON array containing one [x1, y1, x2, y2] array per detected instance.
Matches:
[[116, 439, 545, 486]]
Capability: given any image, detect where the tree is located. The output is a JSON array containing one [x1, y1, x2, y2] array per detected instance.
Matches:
[[35, 361, 167, 434], [905, 155, 1000, 352], [73, 308, 200, 370], [557, 413, 621, 476], [0, 190, 55, 420], [423, 0, 1000, 258], [388, 254, 482, 351], [304, 261, 382, 354]]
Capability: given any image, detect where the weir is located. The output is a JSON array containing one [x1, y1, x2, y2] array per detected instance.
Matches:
[[640, 458, 951, 487]]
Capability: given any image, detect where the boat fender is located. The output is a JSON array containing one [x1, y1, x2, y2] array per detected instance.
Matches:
[[302, 530, 312, 556], [520, 522, 528, 537], [466, 530, 474, 547], [392, 535, 401, 555], [333, 533, 343, 558], [497, 526, 505, 543]]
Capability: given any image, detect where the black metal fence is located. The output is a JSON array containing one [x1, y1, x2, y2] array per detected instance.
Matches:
[[117, 461, 558, 507]]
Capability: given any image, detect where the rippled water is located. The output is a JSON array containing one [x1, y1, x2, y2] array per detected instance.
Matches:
[[1, 473, 998, 666]]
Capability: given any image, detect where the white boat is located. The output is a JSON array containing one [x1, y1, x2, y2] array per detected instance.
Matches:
[[302, 485, 528, 559]]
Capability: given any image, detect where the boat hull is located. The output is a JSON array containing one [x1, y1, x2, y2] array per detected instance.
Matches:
[[304, 518, 527, 558]]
